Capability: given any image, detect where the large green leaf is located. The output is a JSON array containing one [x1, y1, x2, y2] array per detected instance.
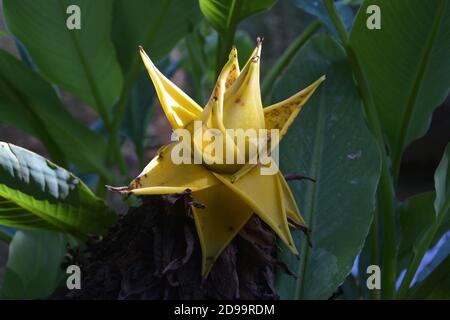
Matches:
[[3, 0, 123, 118], [0, 142, 116, 236], [274, 35, 380, 299], [199, 0, 277, 33], [111, 0, 201, 147], [0, 230, 68, 299], [112, 0, 201, 75], [0, 49, 109, 178], [350, 0, 450, 177]]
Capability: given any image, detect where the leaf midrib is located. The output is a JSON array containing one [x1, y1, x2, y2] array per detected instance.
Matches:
[[295, 88, 326, 299], [56, 0, 111, 128]]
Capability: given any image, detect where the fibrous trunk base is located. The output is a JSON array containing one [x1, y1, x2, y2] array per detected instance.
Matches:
[[67, 195, 280, 300]]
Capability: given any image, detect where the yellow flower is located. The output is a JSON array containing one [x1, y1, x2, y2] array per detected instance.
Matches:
[[113, 39, 325, 275]]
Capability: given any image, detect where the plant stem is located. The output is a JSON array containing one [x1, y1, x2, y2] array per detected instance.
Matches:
[[397, 199, 450, 298], [324, 0, 397, 298], [261, 21, 321, 102], [216, 0, 242, 75]]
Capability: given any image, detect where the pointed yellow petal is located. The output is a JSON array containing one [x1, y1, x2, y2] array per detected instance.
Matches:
[[213, 165, 298, 256], [223, 39, 265, 130], [277, 172, 307, 228], [192, 184, 253, 275], [139, 47, 202, 129], [264, 75, 325, 142], [118, 143, 219, 195], [225, 47, 240, 90], [190, 49, 245, 172]]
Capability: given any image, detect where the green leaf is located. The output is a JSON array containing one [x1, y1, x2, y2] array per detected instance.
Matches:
[[0, 30, 7, 37], [110, 0, 202, 137], [397, 144, 450, 297], [349, 0, 450, 178], [0, 142, 116, 236], [199, 0, 277, 33], [398, 192, 436, 271], [0, 230, 67, 299], [434, 144, 450, 217], [397, 188, 450, 273], [292, 0, 354, 37], [0, 228, 12, 244], [112, 0, 201, 75], [3, 0, 123, 119], [0, 49, 110, 178], [121, 59, 176, 160], [274, 35, 380, 299], [415, 236, 450, 283], [409, 253, 450, 299], [183, 28, 209, 102]]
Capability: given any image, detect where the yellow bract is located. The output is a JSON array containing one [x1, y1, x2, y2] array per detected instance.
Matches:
[[114, 41, 325, 275]]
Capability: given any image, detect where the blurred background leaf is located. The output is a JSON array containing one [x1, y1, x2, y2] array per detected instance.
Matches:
[[342, 0, 364, 5], [121, 59, 177, 164], [409, 246, 450, 299], [399, 192, 437, 271], [199, 0, 278, 34], [350, 0, 450, 180], [0, 49, 109, 177], [3, 0, 123, 125], [292, 0, 354, 37], [112, 0, 201, 75], [0, 230, 68, 299], [274, 34, 380, 299], [434, 143, 450, 217], [0, 228, 12, 245], [0, 142, 116, 237]]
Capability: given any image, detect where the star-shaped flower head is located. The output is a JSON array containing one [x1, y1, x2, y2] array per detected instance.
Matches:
[[113, 39, 325, 275]]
